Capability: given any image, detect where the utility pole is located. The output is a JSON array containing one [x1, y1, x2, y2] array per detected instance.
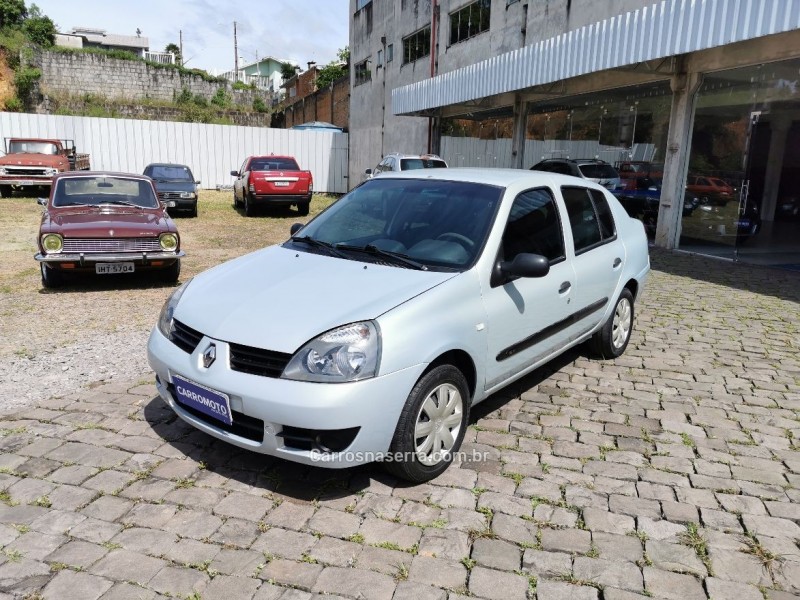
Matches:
[[233, 21, 239, 82], [179, 30, 183, 66]]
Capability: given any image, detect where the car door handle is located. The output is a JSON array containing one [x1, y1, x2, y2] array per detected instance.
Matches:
[[613, 258, 622, 268], [559, 281, 571, 294]]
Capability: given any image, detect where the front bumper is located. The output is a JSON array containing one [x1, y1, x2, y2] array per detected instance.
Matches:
[[147, 327, 426, 467], [0, 179, 52, 187], [35, 251, 185, 265]]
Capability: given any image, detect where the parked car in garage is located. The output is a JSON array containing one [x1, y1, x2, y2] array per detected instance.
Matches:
[[530, 158, 621, 191], [682, 199, 762, 244], [35, 172, 184, 288], [686, 175, 736, 205], [231, 155, 313, 216], [148, 169, 649, 482], [143, 163, 200, 217], [365, 153, 447, 179], [613, 177, 700, 234]]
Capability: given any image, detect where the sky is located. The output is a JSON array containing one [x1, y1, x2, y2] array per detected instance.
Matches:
[[33, 0, 350, 74]]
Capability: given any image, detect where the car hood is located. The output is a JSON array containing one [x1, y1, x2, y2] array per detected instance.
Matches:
[[0, 153, 64, 167], [46, 209, 170, 236], [153, 181, 196, 193], [175, 245, 458, 353]]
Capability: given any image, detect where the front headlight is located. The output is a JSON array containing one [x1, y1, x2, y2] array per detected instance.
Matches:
[[282, 321, 381, 383], [179, 191, 196, 199], [41, 233, 63, 253], [0, 168, 6, 175], [46, 168, 58, 176], [157, 279, 191, 339], [159, 233, 178, 251]]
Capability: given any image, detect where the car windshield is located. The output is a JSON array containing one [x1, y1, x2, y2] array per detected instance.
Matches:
[[52, 176, 159, 208], [250, 158, 300, 171], [147, 165, 193, 181], [578, 164, 619, 179], [8, 141, 58, 155], [290, 178, 503, 270], [400, 158, 448, 170]]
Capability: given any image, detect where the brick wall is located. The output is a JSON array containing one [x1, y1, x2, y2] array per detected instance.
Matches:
[[283, 76, 350, 131]]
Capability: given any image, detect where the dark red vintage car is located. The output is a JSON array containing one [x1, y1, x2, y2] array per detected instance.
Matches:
[[231, 155, 313, 217], [35, 172, 185, 288]]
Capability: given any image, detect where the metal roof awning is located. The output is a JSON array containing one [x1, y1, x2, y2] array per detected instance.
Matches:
[[392, 0, 800, 116]]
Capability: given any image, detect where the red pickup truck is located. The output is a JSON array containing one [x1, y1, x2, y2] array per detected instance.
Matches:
[[231, 155, 313, 217], [0, 138, 90, 198]]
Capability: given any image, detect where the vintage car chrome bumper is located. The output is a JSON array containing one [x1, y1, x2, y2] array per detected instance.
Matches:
[[35, 251, 185, 264], [0, 179, 53, 187]]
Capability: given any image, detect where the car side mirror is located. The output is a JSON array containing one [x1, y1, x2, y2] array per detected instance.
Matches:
[[37, 197, 47, 206], [365, 168, 372, 175], [230, 170, 239, 177], [196, 180, 201, 185], [500, 253, 550, 279], [290, 222, 304, 236]]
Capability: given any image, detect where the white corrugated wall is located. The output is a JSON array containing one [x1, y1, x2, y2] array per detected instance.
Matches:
[[0, 112, 349, 194]]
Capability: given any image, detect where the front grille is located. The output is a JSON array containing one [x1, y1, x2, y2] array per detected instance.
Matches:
[[5, 167, 48, 176], [168, 383, 264, 443], [61, 238, 162, 253], [171, 320, 203, 353], [229, 343, 292, 378], [158, 192, 183, 200]]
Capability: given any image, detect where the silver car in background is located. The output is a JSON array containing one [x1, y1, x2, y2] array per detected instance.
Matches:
[[365, 153, 448, 179], [148, 169, 649, 482]]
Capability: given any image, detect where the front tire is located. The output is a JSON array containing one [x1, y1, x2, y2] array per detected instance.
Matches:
[[384, 364, 470, 483], [0, 186, 11, 198], [159, 260, 181, 284], [41, 264, 64, 289], [589, 288, 634, 359], [190, 202, 198, 218]]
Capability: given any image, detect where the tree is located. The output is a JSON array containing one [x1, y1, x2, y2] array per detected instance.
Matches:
[[315, 47, 349, 90], [280, 61, 297, 81], [22, 4, 55, 47], [0, 0, 26, 29], [165, 42, 182, 66]]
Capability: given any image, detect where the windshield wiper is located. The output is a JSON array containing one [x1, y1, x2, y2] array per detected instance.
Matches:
[[99, 200, 144, 208], [336, 244, 428, 271], [291, 236, 349, 259], [56, 201, 93, 207]]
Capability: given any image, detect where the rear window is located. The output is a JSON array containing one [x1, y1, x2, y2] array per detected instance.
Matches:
[[250, 158, 300, 171], [400, 158, 447, 170], [578, 164, 619, 179]]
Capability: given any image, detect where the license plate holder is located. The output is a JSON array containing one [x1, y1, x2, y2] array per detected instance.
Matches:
[[96, 262, 135, 275], [273, 181, 290, 187], [172, 374, 233, 426]]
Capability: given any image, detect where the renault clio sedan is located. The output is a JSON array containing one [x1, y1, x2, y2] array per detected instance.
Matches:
[[148, 169, 649, 482]]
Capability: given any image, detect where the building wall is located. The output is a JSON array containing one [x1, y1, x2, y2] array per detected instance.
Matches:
[[283, 77, 350, 131], [32, 50, 267, 108], [348, 0, 653, 187]]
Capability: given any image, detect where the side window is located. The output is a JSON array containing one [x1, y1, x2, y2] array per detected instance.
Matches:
[[240, 159, 249, 175], [589, 189, 616, 240], [551, 162, 573, 176], [501, 188, 565, 264], [562, 186, 616, 254]]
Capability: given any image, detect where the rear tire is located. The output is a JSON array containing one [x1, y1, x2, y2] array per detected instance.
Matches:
[[41, 264, 64, 289], [589, 288, 634, 359], [297, 200, 310, 216], [384, 364, 470, 483], [244, 193, 255, 217]]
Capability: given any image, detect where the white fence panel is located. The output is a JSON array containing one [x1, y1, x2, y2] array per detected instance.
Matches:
[[0, 112, 349, 194]]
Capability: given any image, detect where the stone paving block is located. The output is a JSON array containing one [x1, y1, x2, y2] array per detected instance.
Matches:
[[120, 502, 176, 529], [408, 555, 467, 590], [468, 565, 529, 600], [470, 537, 521, 571], [161, 538, 221, 565], [392, 580, 448, 600], [773, 559, 800, 594], [582, 508, 635, 534], [396, 500, 441, 526], [572, 557, 643, 592], [541, 528, 591, 554], [208, 548, 263, 577], [592, 532, 643, 562], [213, 491, 273, 522], [637, 517, 685, 542], [45, 539, 108, 569], [251, 527, 318, 560], [709, 548, 772, 586], [441, 507, 488, 533], [661, 501, 700, 524], [263, 501, 315, 530], [427, 486, 475, 509], [705, 577, 764, 600], [700, 507, 743, 532], [89, 549, 166, 585], [5, 531, 66, 560], [312, 565, 396, 599], [98, 581, 158, 599], [148, 565, 209, 597], [521, 549, 572, 577], [308, 536, 361, 567], [742, 515, 800, 540], [417, 528, 470, 561], [29, 509, 87, 536], [68, 517, 122, 545], [41, 569, 113, 600], [642, 566, 706, 600], [80, 495, 134, 522], [118, 478, 176, 503], [210, 517, 259, 548], [203, 574, 262, 600], [5, 478, 57, 504], [645, 540, 707, 577], [477, 491, 532, 518], [609, 495, 662, 520], [355, 545, 412, 576], [764, 501, 800, 521], [515, 478, 563, 502], [490, 512, 537, 545], [110, 527, 177, 556], [358, 517, 422, 551], [259, 558, 323, 590], [161, 507, 223, 540], [536, 579, 599, 600]]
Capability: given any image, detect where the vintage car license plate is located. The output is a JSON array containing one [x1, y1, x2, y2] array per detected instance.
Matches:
[[96, 262, 135, 275], [273, 181, 290, 187], [172, 374, 233, 426], [736, 219, 751, 228]]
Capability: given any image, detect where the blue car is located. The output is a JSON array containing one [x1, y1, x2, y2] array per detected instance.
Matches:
[[614, 178, 699, 234]]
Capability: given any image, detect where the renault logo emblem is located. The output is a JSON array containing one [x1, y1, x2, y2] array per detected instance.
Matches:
[[202, 344, 216, 368]]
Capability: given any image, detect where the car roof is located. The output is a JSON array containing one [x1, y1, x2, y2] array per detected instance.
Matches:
[[144, 163, 192, 169], [53, 171, 152, 181], [371, 167, 610, 191], [384, 153, 445, 160], [250, 155, 296, 160]]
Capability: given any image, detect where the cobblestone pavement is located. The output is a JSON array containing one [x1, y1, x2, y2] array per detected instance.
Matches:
[[1, 249, 799, 600]]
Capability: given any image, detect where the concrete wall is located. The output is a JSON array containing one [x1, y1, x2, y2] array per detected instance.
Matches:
[[348, 0, 654, 186], [32, 50, 267, 109]]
